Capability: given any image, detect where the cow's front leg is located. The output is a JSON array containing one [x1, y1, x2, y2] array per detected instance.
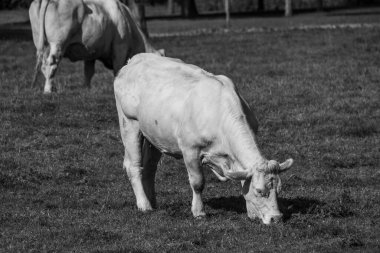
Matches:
[[41, 43, 61, 94], [141, 138, 162, 208], [84, 60, 95, 88], [183, 150, 205, 218]]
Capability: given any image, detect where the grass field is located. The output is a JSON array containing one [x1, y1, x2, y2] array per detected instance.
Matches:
[[1, 24, 380, 251]]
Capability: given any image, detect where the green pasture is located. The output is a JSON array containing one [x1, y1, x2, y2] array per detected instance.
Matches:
[[0, 23, 379, 251]]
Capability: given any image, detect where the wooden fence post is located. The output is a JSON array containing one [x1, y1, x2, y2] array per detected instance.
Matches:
[[258, 0, 264, 12], [285, 0, 292, 17], [167, 0, 174, 15], [317, 0, 323, 11], [224, 0, 230, 29], [181, 0, 198, 18]]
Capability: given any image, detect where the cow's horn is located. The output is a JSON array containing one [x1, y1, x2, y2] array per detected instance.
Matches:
[[279, 158, 294, 172], [225, 170, 250, 180], [210, 169, 228, 182]]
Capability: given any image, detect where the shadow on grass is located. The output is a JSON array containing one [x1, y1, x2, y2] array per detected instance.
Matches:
[[205, 196, 347, 222], [206, 196, 246, 214], [279, 197, 323, 221]]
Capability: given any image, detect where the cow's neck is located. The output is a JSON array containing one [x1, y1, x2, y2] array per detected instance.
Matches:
[[222, 110, 266, 171]]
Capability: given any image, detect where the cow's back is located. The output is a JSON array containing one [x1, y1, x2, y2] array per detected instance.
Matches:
[[115, 53, 224, 120]]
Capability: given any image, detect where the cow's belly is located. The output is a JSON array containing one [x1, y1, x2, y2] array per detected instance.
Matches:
[[138, 110, 182, 157], [136, 94, 187, 157], [117, 89, 184, 156], [65, 43, 96, 61], [142, 130, 182, 158]]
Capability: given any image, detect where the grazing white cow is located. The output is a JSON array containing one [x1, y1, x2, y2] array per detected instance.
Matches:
[[29, 0, 163, 93], [114, 53, 294, 225]]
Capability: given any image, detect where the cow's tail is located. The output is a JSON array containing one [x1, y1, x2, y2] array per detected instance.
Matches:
[[31, 48, 43, 88], [31, 0, 49, 88]]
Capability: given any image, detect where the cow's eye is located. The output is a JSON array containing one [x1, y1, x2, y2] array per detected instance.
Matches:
[[267, 178, 274, 189]]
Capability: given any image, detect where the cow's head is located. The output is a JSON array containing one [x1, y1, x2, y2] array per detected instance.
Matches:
[[228, 159, 293, 224], [205, 156, 293, 225]]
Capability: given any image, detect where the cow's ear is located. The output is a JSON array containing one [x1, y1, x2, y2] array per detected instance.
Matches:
[[225, 170, 250, 181], [279, 158, 294, 173]]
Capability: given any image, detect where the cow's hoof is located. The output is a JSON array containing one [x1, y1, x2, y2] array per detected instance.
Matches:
[[137, 200, 153, 212], [138, 206, 153, 212], [193, 211, 206, 219]]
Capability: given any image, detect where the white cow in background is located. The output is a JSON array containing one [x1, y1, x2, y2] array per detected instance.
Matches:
[[114, 53, 294, 225], [29, 0, 163, 93]]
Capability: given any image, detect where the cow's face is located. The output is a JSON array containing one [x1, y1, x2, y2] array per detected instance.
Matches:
[[243, 170, 282, 224], [226, 159, 293, 224], [244, 159, 292, 224], [203, 154, 293, 224]]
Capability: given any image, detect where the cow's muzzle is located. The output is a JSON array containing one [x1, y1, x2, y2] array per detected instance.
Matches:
[[262, 213, 283, 225]]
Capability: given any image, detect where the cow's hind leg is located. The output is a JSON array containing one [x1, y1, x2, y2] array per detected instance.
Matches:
[[182, 149, 206, 218], [141, 138, 162, 208], [84, 60, 95, 89], [116, 102, 153, 211], [41, 43, 62, 94], [123, 125, 153, 211]]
